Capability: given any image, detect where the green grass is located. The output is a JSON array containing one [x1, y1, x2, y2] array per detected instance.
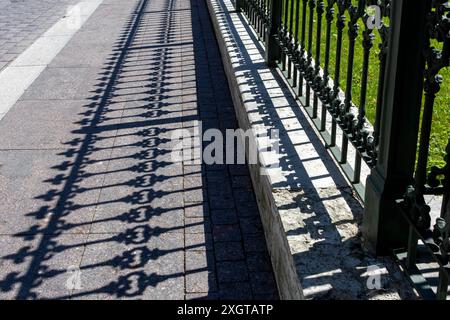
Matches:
[[281, 2, 449, 170]]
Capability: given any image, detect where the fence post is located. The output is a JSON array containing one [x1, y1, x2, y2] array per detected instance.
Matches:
[[363, 0, 430, 255], [266, 0, 282, 67], [236, 0, 244, 12]]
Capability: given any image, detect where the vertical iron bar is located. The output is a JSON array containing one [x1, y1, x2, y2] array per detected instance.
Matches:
[[341, 8, 359, 165], [332, 9, 345, 103], [353, 27, 373, 183], [320, 5, 333, 132], [373, 27, 388, 147], [415, 93, 437, 190], [298, 0, 307, 97], [236, 0, 244, 12], [292, 0, 301, 89], [406, 226, 418, 269], [260, 0, 265, 39], [312, 1, 324, 119], [287, 0, 294, 79], [281, 0, 289, 70], [329, 7, 345, 148], [436, 269, 449, 300], [354, 154, 362, 184], [256, 0, 259, 27], [263, 0, 268, 44], [305, 0, 314, 108], [266, 0, 282, 67]]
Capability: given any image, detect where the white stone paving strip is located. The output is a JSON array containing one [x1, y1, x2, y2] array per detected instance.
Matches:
[[0, 0, 104, 121]]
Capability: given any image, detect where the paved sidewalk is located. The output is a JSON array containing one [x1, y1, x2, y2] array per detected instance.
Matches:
[[0, 0, 80, 70], [0, 0, 278, 299]]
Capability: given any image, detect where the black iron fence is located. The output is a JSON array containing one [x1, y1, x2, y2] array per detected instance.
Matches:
[[235, 0, 450, 299]]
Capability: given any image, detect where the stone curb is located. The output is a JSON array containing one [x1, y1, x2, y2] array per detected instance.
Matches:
[[204, 0, 304, 300]]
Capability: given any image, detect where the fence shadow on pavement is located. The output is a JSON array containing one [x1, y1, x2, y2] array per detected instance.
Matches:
[[0, 0, 277, 300]]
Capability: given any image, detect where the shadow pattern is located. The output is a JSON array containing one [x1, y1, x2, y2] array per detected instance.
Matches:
[[0, 0, 278, 300]]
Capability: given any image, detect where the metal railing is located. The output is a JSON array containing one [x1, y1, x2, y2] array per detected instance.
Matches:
[[235, 0, 450, 299], [240, 0, 391, 199], [393, 0, 450, 300]]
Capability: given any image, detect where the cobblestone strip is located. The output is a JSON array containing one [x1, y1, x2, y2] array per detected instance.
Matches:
[[181, 0, 278, 300]]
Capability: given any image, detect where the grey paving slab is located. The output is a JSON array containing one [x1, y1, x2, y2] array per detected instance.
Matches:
[[0, 148, 113, 235], [214, 241, 245, 262], [75, 232, 185, 299], [185, 250, 217, 294], [185, 202, 209, 217], [0, 99, 118, 149], [210, 209, 239, 225], [0, 234, 43, 299], [50, 42, 116, 68], [0, 234, 88, 299], [249, 272, 278, 296], [0, 0, 81, 70], [218, 282, 253, 300], [19, 67, 100, 101], [185, 232, 213, 251], [0, 0, 278, 300]]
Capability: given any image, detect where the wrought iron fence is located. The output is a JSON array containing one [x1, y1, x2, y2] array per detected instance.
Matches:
[[237, 0, 270, 40], [239, 0, 392, 199], [235, 0, 450, 299], [394, 0, 450, 300]]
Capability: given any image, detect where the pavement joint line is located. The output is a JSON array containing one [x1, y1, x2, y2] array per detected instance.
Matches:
[[0, 0, 105, 118], [0, 148, 71, 151], [0, 230, 190, 236]]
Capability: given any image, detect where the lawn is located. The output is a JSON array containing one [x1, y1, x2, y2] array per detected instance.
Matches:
[[280, 1, 449, 170]]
